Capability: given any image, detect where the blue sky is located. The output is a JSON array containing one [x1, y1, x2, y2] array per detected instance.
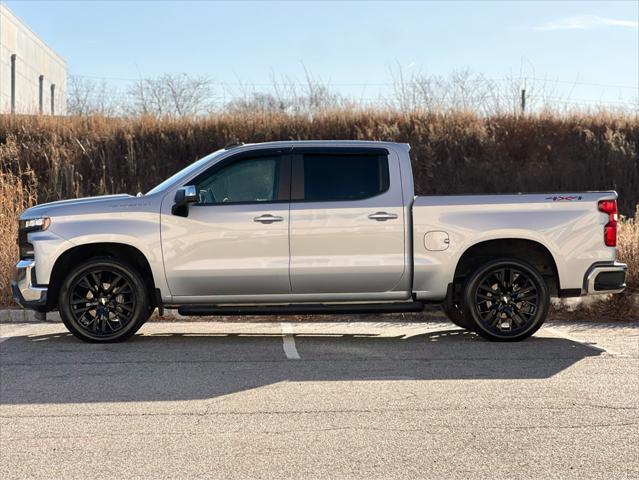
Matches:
[[5, 0, 639, 108]]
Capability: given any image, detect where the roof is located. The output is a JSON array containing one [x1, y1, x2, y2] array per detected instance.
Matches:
[[229, 140, 410, 151]]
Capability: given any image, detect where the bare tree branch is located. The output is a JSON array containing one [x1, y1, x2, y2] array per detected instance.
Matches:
[[126, 74, 215, 117]]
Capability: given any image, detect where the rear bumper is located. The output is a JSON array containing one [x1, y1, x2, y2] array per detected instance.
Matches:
[[583, 262, 627, 295], [11, 259, 49, 311]]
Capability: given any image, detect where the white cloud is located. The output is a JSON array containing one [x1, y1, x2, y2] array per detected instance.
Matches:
[[534, 15, 638, 31]]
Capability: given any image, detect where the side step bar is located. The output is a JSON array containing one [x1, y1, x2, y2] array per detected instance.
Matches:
[[178, 301, 425, 316]]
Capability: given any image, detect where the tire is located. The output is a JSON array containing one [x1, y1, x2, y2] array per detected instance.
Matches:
[[59, 257, 150, 343], [462, 258, 549, 342], [441, 294, 473, 330]]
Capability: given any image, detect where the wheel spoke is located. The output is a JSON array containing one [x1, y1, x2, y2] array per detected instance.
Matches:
[[89, 272, 102, 292], [517, 293, 538, 302], [78, 277, 97, 294], [117, 303, 134, 313], [510, 307, 525, 326], [72, 306, 91, 315], [106, 275, 123, 294], [504, 268, 512, 289], [516, 286, 535, 297], [478, 285, 498, 295]]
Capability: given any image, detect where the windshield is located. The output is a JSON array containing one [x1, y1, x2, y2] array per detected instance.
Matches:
[[145, 149, 226, 195]]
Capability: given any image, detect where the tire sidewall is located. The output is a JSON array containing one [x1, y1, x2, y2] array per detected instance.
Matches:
[[59, 258, 149, 343], [462, 258, 549, 342]]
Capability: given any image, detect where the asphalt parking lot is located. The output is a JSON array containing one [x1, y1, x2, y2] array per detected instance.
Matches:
[[1, 319, 638, 479]]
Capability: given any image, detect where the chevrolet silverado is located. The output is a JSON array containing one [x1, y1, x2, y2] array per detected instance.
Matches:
[[13, 141, 627, 342]]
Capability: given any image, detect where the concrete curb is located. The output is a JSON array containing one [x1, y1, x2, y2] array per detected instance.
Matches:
[[0, 309, 61, 323]]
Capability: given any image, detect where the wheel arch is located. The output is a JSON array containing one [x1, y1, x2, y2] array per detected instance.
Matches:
[[47, 242, 158, 310], [451, 238, 560, 297]]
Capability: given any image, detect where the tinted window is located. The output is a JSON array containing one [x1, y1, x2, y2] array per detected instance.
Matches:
[[195, 156, 279, 204], [302, 154, 389, 202]]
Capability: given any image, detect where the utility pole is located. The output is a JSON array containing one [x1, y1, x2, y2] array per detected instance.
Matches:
[[520, 89, 526, 114]]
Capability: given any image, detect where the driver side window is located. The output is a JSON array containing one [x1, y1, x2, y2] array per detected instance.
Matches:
[[194, 156, 280, 205]]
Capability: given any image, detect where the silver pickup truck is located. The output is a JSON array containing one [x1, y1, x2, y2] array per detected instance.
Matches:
[[13, 141, 627, 343]]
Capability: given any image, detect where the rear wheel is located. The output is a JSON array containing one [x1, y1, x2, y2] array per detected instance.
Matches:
[[59, 257, 150, 343], [462, 258, 549, 342]]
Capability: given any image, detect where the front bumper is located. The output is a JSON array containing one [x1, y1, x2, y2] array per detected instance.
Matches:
[[11, 259, 49, 311], [583, 262, 627, 295]]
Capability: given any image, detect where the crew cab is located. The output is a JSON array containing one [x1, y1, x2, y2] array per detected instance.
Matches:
[[13, 141, 627, 342]]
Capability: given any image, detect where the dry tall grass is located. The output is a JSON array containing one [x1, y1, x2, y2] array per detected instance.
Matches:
[[1, 110, 638, 215], [618, 208, 639, 292], [0, 169, 37, 306]]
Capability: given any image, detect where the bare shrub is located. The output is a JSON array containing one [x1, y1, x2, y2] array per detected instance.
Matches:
[[67, 76, 121, 117], [127, 74, 215, 117], [225, 71, 348, 114]]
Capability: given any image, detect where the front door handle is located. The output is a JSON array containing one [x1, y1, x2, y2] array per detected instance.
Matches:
[[368, 212, 398, 221], [254, 214, 284, 224]]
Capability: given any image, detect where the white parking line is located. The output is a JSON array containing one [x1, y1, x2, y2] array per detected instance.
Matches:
[[281, 323, 301, 360], [545, 327, 626, 357]]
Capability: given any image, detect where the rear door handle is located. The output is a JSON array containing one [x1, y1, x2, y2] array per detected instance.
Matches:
[[254, 214, 284, 224], [368, 212, 398, 221]]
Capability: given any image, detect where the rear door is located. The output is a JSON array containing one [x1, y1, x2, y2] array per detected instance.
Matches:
[[289, 147, 406, 294]]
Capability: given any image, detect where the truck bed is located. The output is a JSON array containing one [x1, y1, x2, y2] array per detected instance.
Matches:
[[411, 191, 618, 300]]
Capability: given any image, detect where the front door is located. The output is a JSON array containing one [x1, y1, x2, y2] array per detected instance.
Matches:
[[289, 148, 406, 294], [161, 151, 291, 298]]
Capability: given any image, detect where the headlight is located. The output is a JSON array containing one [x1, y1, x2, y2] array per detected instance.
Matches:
[[19, 217, 51, 231]]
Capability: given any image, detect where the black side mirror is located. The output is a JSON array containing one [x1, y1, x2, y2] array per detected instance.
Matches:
[[172, 185, 197, 217]]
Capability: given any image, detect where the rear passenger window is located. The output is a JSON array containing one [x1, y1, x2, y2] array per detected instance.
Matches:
[[300, 153, 389, 202]]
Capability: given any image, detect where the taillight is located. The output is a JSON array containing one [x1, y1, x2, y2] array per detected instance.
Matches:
[[598, 199, 618, 247]]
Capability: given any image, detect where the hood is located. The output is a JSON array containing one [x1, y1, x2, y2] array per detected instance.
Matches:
[[20, 194, 134, 219]]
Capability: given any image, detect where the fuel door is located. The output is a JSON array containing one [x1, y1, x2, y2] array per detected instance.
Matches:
[[424, 231, 450, 251]]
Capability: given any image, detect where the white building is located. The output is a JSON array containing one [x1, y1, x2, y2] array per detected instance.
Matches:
[[0, 2, 66, 115]]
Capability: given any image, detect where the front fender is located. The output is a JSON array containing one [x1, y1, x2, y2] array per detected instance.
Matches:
[[43, 212, 170, 298]]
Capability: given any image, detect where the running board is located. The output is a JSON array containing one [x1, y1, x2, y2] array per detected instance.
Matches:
[[178, 301, 425, 316]]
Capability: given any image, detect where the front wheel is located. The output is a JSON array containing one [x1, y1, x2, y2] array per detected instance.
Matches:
[[59, 257, 150, 343], [462, 258, 549, 342]]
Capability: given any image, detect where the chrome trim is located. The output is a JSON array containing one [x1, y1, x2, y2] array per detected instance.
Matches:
[[368, 212, 399, 221], [253, 214, 284, 223], [585, 262, 627, 295], [12, 259, 48, 305]]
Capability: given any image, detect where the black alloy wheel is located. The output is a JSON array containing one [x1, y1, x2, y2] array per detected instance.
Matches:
[[463, 258, 549, 341], [59, 258, 150, 342]]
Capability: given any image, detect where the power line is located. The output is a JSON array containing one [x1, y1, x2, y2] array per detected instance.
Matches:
[[522, 77, 638, 90], [69, 73, 639, 90]]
